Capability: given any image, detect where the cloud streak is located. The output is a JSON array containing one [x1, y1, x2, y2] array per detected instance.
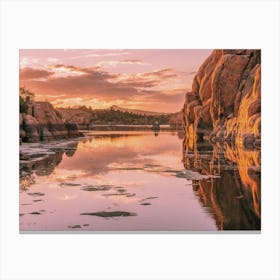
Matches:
[[69, 51, 131, 59], [20, 67, 54, 80], [96, 59, 150, 67]]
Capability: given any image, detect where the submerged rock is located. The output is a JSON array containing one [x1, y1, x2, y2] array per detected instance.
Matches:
[[27, 192, 45, 197], [81, 185, 112, 191], [29, 211, 41, 215], [60, 183, 81, 187], [80, 211, 137, 217], [68, 225, 81, 229]]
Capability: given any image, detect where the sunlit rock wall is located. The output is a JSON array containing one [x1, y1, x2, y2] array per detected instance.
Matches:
[[183, 49, 261, 148]]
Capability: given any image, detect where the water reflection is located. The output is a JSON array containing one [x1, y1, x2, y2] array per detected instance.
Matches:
[[20, 132, 218, 231], [19, 131, 261, 231], [20, 141, 78, 190], [57, 132, 184, 177], [183, 138, 261, 230]]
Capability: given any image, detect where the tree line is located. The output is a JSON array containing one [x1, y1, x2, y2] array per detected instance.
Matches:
[[89, 109, 171, 125]]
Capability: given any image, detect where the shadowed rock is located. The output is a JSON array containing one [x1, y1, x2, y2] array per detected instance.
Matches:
[[20, 101, 82, 143]]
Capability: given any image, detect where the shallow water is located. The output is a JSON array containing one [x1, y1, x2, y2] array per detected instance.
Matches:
[[19, 131, 260, 231]]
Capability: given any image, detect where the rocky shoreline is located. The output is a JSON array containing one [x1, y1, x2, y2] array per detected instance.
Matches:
[[20, 101, 82, 143]]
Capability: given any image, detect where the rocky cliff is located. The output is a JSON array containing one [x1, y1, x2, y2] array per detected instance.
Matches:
[[183, 49, 261, 148], [20, 101, 81, 142]]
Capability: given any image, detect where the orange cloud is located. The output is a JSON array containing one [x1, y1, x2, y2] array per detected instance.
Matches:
[[20, 64, 186, 112], [20, 67, 54, 80]]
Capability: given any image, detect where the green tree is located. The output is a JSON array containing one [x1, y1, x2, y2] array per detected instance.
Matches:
[[20, 86, 35, 113]]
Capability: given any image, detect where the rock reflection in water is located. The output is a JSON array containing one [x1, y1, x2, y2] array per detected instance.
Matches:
[[20, 141, 78, 190], [183, 138, 261, 230]]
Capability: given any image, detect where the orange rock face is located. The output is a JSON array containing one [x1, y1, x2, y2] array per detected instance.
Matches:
[[183, 49, 261, 148], [20, 101, 81, 142]]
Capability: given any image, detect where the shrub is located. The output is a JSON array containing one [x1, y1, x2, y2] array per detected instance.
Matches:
[[19, 87, 35, 113]]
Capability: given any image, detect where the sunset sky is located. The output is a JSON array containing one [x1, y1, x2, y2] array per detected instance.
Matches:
[[19, 49, 212, 113]]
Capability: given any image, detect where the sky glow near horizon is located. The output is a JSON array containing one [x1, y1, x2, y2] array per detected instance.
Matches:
[[19, 49, 212, 112]]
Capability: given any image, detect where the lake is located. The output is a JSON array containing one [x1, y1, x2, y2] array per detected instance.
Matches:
[[19, 130, 261, 231]]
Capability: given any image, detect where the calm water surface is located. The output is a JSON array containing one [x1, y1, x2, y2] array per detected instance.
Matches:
[[19, 131, 260, 231]]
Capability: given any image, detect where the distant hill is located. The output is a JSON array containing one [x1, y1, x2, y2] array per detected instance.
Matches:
[[57, 106, 172, 127], [56, 105, 183, 129], [110, 105, 166, 116]]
